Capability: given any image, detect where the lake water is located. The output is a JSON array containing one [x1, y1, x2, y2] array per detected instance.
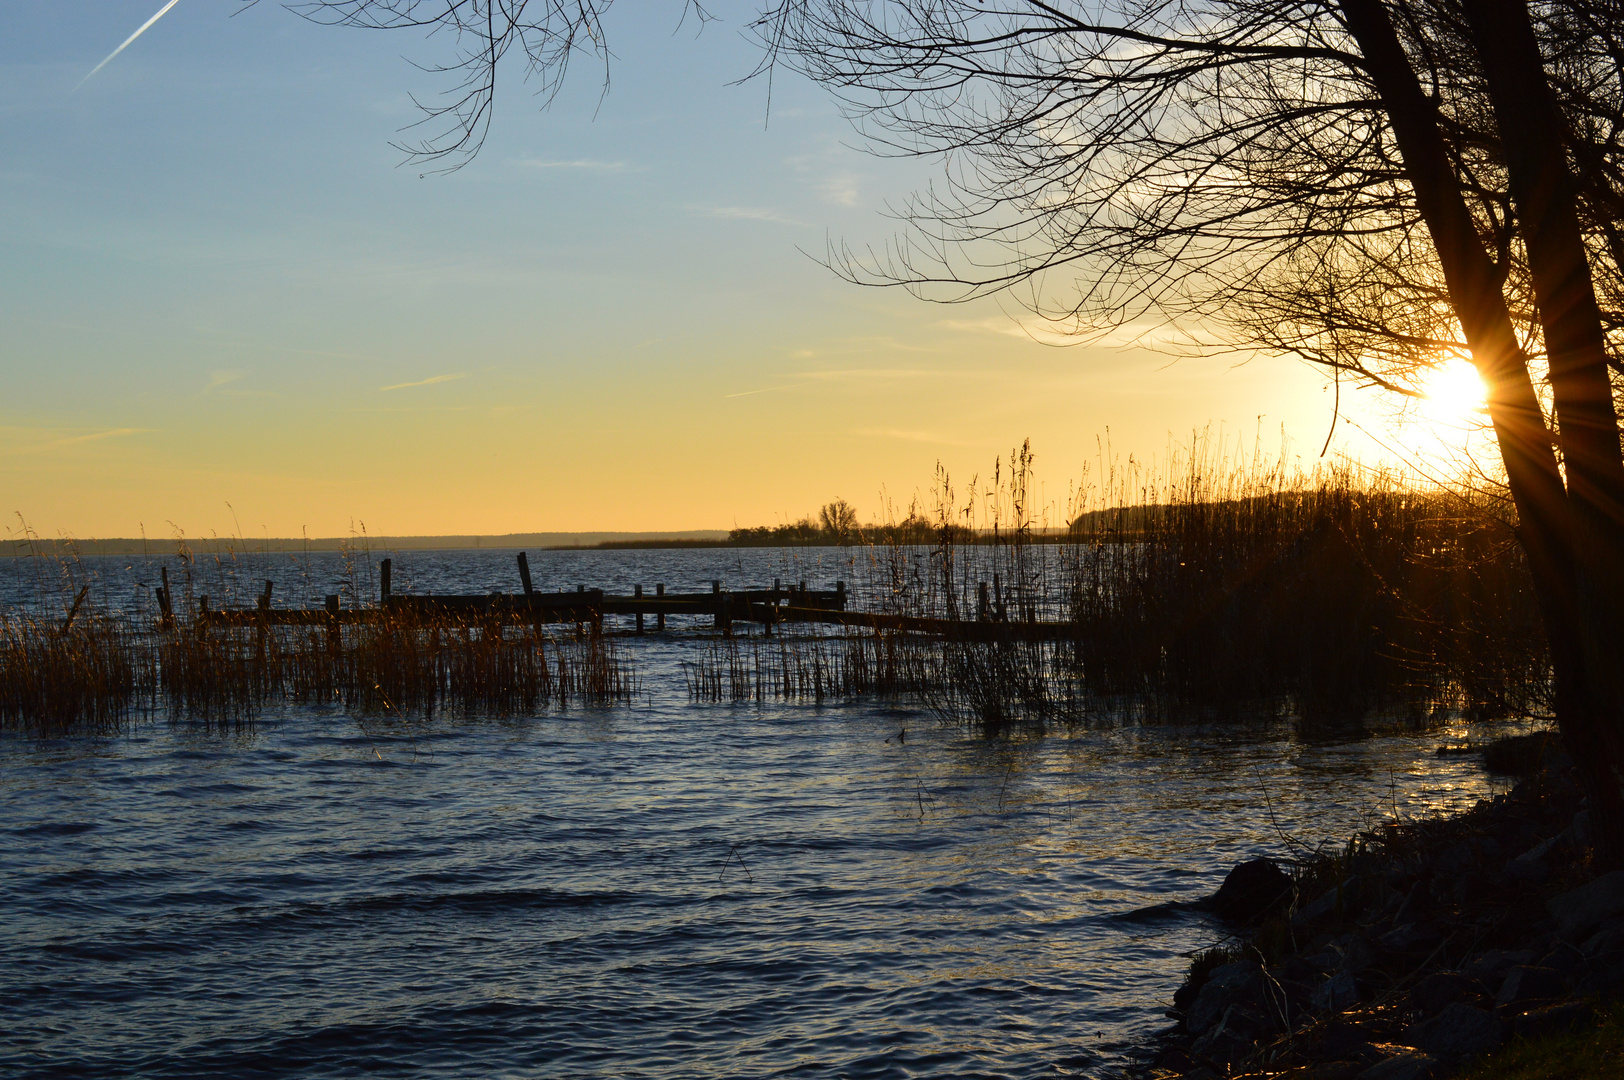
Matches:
[[1, 548, 1514, 1078]]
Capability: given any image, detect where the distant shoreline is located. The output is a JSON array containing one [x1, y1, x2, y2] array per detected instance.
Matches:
[[1, 532, 731, 557], [3, 528, 1088, 557]]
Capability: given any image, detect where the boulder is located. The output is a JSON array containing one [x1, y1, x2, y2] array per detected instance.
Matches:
[[1580, 915, 1624, 958], [1209, 858, 1293, 923], [1379, 922, 1443, 953], [1548, 870, 1624, 940], [1407, 971, 1473, 1017], [1401, 1002, 1503, 1061], [1185, 960, 1263, 1035], [1462, 949, 1536, 987], [1493, 965, 1566, 1009], [1313, 971, 1362, 1013], [1192, 1003, 1270, 1064]]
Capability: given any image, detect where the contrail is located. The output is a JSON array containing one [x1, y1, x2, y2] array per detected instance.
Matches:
[[73, 0, 181, 92]]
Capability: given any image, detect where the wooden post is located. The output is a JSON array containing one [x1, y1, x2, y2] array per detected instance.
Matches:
[[379, 559, 392, 604], [993, 572, 1006, 622], [712, 580, 723, 630], [635, 584, 644, 634], [836, 581, 847, 610], [157, 566, 174, 630], [256, 580, 272, 666], [576, 584, 586, 637], [60, 585, 89, 636], [656, 583, 666, 631], [978, 581, 991, 622], [517, 552, 534, 596], [326, 594, 340, 654]]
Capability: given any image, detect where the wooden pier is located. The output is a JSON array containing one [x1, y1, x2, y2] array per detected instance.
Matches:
[[180, 552, 1073, 641]]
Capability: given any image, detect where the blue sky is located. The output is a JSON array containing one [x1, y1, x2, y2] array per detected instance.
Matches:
[[1, 1, 1393, 538]]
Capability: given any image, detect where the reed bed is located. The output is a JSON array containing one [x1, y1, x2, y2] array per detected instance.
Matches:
[[4, 432, 1550, 737], [688, 435, 1548, 734], [0, 606, 637, 736]]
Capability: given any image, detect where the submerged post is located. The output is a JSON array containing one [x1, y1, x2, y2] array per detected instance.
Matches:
[[635, 583, 644, 635], [712, 580, 722, 629], [379, 559, 391, 604], [60, 585, 89, 636], [517, 552, 534, 597], [325, 594, 340, 653], [978, 581, 990, 622], [256, 580, 273, 663], [156, 566, 174, 631], [836, 581, 846, 610], [656, 583, 666, 631]]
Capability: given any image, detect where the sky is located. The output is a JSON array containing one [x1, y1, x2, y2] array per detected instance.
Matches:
[[1, 1, 1435, 539]]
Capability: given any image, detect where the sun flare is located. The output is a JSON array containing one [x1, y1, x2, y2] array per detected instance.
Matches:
[[1416, 358, 1488, 428]]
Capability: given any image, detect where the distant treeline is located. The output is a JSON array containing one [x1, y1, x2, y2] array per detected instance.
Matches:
[[2, 531, 732, 557]]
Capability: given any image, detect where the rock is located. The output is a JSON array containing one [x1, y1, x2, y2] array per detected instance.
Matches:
[[1192, 1002, 1270, 1063], [1570, 810, 1592, 848], [1536, 944, 1583, 978], [1512, 1001, 1592, 1040], [1379, 922, 1443, 953], [1209, 858, 1293, 923], [1335, 935, 1378, 974], [1580, 915, 1624, 958], [1504, 855, 1550, 884], [1548, 870, 1624, 940], [1293, 882, 1346, 927], [1408, 971, 1472, 1017], [1401, 1002, 1503, 1061], [1185, 960, 1262, 1035], [1493, 965, 1566, 1008], [1434, 842, 1478, 876], [1313, 971, 1362, 1012], [1355, 1048, 1439, 1080], [1462, 949, 1536, 987]]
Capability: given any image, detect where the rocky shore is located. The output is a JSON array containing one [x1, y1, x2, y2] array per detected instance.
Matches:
[[1144, 733, 1623, 1079]]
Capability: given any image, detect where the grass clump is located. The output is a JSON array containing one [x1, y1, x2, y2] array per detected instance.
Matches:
[[1463, 1003, 1624, 1080]]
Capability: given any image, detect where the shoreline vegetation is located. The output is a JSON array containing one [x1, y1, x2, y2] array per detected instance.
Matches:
[[2, 436, 1553, 735], [1154, 735, 1624, 1080]]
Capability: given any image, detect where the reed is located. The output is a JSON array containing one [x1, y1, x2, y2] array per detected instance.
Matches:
[[0, 590, 638, 735], [812, 434, 1547, 732], [0, 612, 150, 736]]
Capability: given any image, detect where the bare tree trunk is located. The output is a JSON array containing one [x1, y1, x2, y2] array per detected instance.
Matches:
[[1339, 0, 1624, 861], [1460, 0, 1624, 862]]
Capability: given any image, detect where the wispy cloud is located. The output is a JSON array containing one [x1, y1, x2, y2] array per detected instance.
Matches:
[[522, 158, 633, 172], [724, 385, 791, 399], [74, 0, 180, 92], [854, 427, 978, 447], [57, 422, 147, 444], [819, 173, 861, 207], [380, 373, 466, 392], [205, 369, 245, 393], [697, 206, 808, 227]]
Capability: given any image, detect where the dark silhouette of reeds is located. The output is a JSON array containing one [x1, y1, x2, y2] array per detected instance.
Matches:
[[688, 437, 1548, 735], [4, 435, 1549, 737], [0, 592, 637, 736]]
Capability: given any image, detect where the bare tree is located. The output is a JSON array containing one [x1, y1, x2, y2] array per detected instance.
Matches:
[[756, 0, 1624, 862], [293, 0, 1624, 858], [819, 497, 861, 540]]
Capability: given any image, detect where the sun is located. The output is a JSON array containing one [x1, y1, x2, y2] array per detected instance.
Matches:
[[1416, 358, 1488, 428]]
